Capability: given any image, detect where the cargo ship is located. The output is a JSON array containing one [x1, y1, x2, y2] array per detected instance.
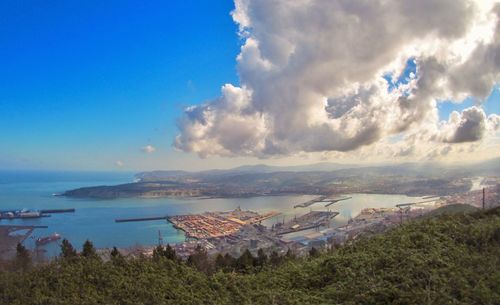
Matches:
[[36, 233, 61, 246]]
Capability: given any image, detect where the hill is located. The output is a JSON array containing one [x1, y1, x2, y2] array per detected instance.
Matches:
[[63, 158, 500, 199], [424, 203, 479, 218], [1, 207, 499, 304]]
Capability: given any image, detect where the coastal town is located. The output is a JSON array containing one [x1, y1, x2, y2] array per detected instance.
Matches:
[[121, 179, 500, 260]]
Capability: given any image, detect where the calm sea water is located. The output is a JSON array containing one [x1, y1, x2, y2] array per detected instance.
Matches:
[[0, 171, 422, 257]]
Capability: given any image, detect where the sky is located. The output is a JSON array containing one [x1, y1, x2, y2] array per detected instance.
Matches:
[[1, 0, 499, 171]]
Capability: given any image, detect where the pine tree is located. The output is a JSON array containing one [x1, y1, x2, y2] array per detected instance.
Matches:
[[269, 250, 282, 266], [60, 239, 77, 259], [309, 246, 320, 258], [110, 246, 125, 265], [164, 244, 177, 260], [82, 240, 98, 259], [215, 253, 226, 271], [236, 249, 255, 273], [14, 243, 31, 271], [152, 245, 165, 260], [256, 248, 268, 268], [110, 246, 120, 259], [187, 245, 210, 273], [224, 253, 235, 271]]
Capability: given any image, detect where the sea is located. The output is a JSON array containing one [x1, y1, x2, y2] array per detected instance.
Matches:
[[0, 170, 425, 257]]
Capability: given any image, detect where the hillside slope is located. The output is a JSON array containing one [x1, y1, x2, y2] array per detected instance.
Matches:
[[1, 208, 499, 305]]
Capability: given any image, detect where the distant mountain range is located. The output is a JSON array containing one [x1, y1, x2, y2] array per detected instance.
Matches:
[[135, 157, 500, 181], [64, 157, 499, 199]]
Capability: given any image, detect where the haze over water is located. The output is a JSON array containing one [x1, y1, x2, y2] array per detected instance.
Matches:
[[0, 171, 424, 257]]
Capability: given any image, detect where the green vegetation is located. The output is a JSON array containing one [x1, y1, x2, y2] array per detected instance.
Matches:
[[0, 208, 499, 305], [424, 203, 479, 218]]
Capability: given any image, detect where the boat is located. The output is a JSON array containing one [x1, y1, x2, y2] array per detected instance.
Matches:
[[36, 233, 61, 246]]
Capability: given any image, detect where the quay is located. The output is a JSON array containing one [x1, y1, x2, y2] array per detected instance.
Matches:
[[276, 223, 324, 235], [294, 196, 328, 208], [274, 211, 339, 235], [324, 196, 352, 207], [115, 216, 168, 223], [40, 208, 75, 214]]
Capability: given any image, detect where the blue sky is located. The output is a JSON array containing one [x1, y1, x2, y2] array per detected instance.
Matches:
[[0, 1, 241, 170], [0, 1, 498, 171]]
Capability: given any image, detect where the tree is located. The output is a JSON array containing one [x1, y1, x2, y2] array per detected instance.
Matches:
[[269, 250, 282, 266], [14, 243, 31, 271], [110, 247, 125, 266], [285, 248, 296, 260], [152, 245, 165, 260], [110, 246, 120, 259], [164, 244, 177, 261], [187, 245, 210, 274], [236, 249, 255, 273], [81, 240, 98, 259], [256, 248, 268, 269], [309, 247, 320, 258], [60, 239, 77, 259], [215, 253, 226, 271]]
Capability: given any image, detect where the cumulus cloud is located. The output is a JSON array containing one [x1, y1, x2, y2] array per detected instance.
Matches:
[[175, 0, 500, 158], [440, 107, 500, 143], [142, 145, 156, 153]]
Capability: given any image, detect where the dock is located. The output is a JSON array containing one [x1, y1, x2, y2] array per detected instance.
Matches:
[[40, 208, 75, 214], [294, 196, 328, 208], [395, 199, 437, 208], [115, 216, 168, 223], [247, 211, 281, 224], [275, 211, 339, 235], [324, 196, 352, 207]]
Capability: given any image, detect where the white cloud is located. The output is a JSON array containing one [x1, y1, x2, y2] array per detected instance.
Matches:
[[142, 145, 156, 153], [175, 0, 500, 160], [115, 160, 124, 167]]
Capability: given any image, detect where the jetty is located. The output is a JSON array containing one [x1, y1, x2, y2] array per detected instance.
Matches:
[[324, 196, 352, 207], [293, 196, 328, 208], [115, 216, 169, 223], [274, 211, 339, 235], [40, 208, 75, 214]]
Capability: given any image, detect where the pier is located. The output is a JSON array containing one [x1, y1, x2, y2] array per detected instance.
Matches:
[[274, 211, 339, 235], [294, 196, 352, 208], [294, 196, 328, 208], [324, 196, 352, 207], [40, 208, 75, 214], [115, 216, 169, 223]]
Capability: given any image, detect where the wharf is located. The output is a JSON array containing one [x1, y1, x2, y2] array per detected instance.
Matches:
[[247, 211, 281, 224], [324, 197, 352, 207], [40, 208, 75, 214], [294, 196, 328, 208], [275, 211, 339, 235], [276, 223, 323, 235], [115, 216, 168, 223], [396, 199, 437, 208]]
